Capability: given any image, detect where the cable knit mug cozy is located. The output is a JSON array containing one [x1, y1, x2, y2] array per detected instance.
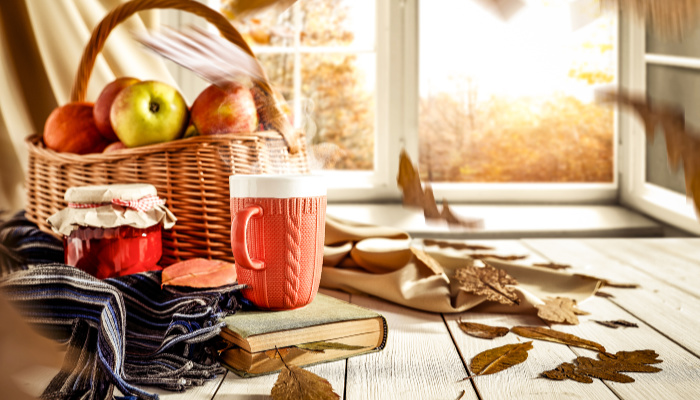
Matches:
[[230, 175, 327, 310]]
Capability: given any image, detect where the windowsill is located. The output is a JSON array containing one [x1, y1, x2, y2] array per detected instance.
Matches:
[[326, 203, 675, 239]]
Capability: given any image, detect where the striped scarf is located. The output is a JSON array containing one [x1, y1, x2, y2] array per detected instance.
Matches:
[[0, 213, 245, 400]]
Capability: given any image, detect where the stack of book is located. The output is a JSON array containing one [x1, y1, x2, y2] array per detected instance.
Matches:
[[219, 293, 388, 376]]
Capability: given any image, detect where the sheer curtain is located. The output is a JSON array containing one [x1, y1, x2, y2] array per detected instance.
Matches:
[[0, 0, 177, 213]]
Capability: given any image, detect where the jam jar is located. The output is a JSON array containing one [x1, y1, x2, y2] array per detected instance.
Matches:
[[48, 184, 176, 279]]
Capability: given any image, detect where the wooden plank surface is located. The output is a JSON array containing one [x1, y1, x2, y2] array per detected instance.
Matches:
[[523, 239, 700, 356], [13, 239, 700, 400], [344, 294, 474, 400], [585, 238, 700, 298]]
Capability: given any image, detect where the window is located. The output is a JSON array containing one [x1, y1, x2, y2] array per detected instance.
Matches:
[[619, 12, 700, 234], [167, 0, 619, 203]]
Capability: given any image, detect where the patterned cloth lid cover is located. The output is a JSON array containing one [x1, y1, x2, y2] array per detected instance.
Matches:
[[64, 183, 157, 203], [48, 184, 176, 236]]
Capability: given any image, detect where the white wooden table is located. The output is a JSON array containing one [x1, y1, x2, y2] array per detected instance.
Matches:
[[17, 238, 700, 399]]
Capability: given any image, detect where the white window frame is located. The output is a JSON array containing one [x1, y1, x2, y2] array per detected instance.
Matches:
[[165, 0, 620, 204], [618, 12, 700, 235]]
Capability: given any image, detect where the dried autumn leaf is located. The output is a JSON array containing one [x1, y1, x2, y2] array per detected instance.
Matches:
[[595, 291, 615, 299], [594, 320, 639, 329], [458, 320, 509, 339], [535, 297, 589, 325], [600, 90, 700, 216], [574, 274, 640, 289], [222, 0, 297, 20], [422, 185, 442, 219], [442, 199, 484, 229], [470, 341, 533, 376], [410, 247, 444, 275], [598, 349, 663, 369], [397, 150, 483, 227], [265, 348, 290, 359], [532, 262, 571, 270], [161, 258, 237, 288], [455, 262, 521, 306], [295, 341, 366, 353], [423, 239, 494, 251], [469, 253, 529, 262], [271, 364, 340, 400], [511, 326, 605, 352], [542, 349, 662, 384], [397, 149, 425, 209]]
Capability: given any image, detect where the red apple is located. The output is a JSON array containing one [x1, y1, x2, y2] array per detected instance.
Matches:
[[93, 77, 140, 141], [43, 102, 110, 154], [190, 82, 258, 135], [103, 141, 126, 153]]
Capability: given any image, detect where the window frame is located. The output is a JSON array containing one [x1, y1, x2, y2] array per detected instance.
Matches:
[[618, 12, 700, 235], [166, 0, 621, 204]]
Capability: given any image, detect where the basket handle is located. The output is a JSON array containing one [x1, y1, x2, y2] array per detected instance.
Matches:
[[70, 0, 300, 153]]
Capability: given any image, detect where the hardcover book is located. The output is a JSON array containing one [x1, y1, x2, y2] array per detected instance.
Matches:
[[219, 293, 388, 376]]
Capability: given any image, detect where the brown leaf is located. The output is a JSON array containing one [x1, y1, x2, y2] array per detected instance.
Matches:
[[535, 297, 589, 325], [598, 349, 663, 369], [423, 239, 494, 251], [595, 291, 615, 299], [397, 149, 426, 209], [511, 326, 605, 352], [411, 247, 444, 275], [271, 364, 340, 400], [469, 253, 529, 261], [265, 348, 290, 359], [455, 262, 521, 305], [542, 350, 662, 384], [295, 341, 367, 353], [422, 185, 442, 219], [594, 320, 639, 329], [574, 274, 640, 289], [458, 320, 509, 339], [161, 258, 237, 288], [600, 90, 700, 216], [532, 262, 571, 270], [441, 198, 484, 228], [396, 150, 483, 227], [470, 341, 533, 376], [222, 0, 297, 20]]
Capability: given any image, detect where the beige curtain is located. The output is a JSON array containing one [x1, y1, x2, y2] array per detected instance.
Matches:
[[0, 0, 177, 213]]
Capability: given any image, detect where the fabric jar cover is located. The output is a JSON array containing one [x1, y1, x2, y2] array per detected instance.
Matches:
[[47, 183, 177, 236]]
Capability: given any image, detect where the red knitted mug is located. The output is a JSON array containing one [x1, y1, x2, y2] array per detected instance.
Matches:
[[230, 175, 326, 310]]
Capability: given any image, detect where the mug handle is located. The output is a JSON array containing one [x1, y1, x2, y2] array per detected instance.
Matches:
[[232, 205, 265, 271]]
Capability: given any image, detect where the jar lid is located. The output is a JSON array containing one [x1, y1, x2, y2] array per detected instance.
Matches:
[[48, 184, 176, 236], [65, 184, 157, 204]]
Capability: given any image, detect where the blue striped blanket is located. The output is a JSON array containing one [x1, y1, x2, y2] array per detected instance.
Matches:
[[0, 212, 245, 400]]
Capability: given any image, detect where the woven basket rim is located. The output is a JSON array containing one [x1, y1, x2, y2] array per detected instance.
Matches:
[[26, 130, 303, 164]]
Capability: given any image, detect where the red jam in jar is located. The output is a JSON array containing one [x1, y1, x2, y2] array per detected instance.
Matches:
[[64, 224, 163, 279], [47, 183, 176, 280]]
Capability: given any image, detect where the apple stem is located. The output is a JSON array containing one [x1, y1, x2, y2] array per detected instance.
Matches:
[[150, 102, 160, 113]]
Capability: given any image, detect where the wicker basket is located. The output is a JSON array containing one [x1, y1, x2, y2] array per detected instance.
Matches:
[[25, 0, 309, 265]]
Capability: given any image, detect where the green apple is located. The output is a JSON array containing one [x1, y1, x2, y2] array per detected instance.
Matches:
[[110, 80, 189, 148]]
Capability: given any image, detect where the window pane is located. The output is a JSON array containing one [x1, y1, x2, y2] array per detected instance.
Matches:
[[223, 0, 375, 49], [256, 52, 375, 171], [645, 65, 700, 194], [418, 0, 615, 183], [222, 0, 377, 171], [647, 24, 700, 58], [301, 53, 375, 170]]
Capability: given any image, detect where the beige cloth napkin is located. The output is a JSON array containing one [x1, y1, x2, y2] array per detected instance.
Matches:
[[321, 215, 601, 314]]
